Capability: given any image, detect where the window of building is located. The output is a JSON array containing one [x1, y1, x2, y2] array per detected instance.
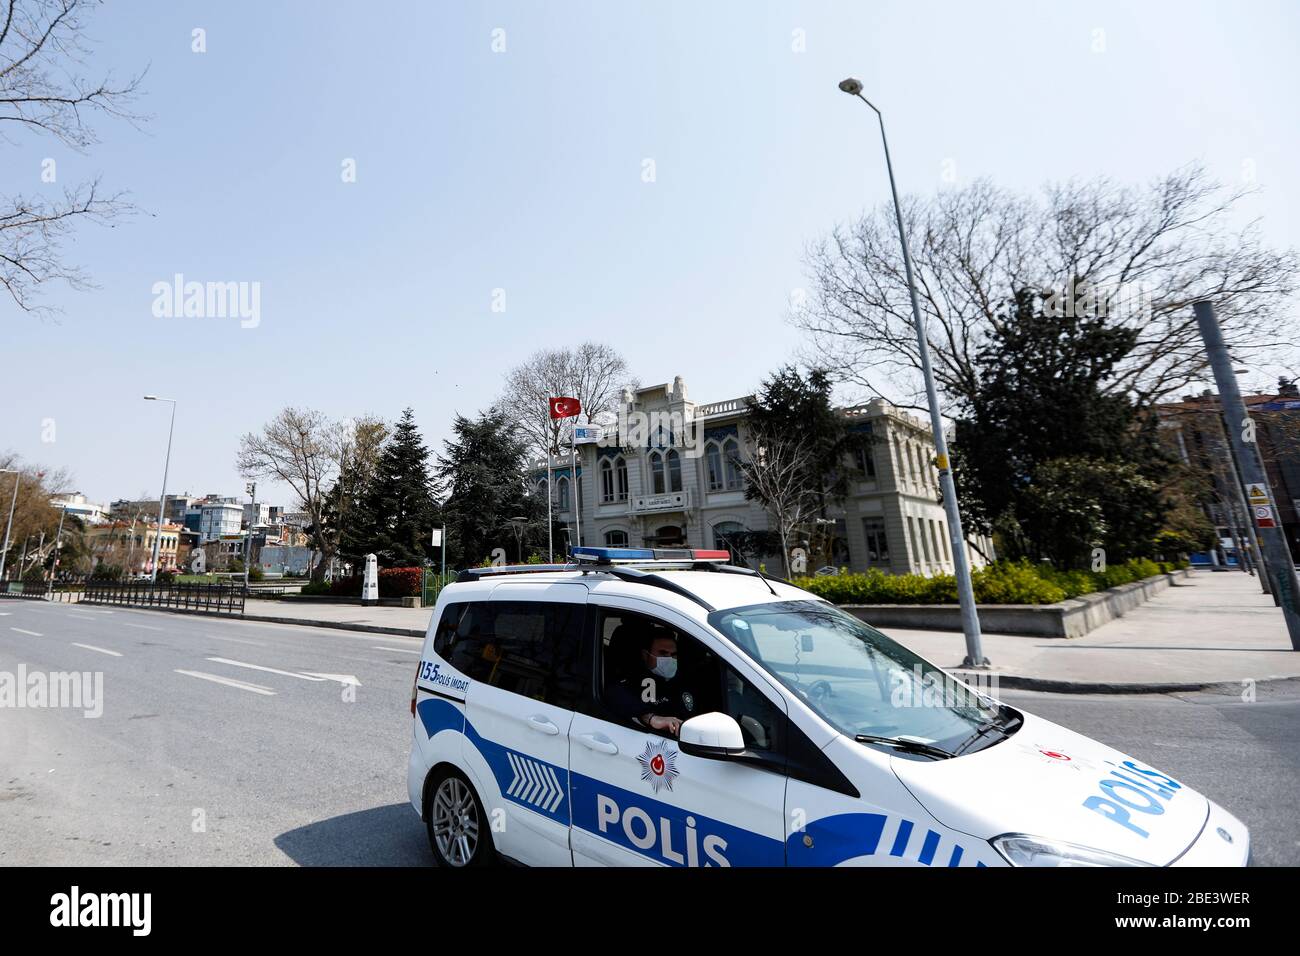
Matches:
[[614, 456, 628, 501], [600, 458, 615, 503], [907, 516, 921, 565], [722, 437, 742, 490], [856, 443, 877, 478], [930, 521, 943, 566], [604, 529, 629, 547], [862, 518, 890, 565], [705, 442, 724, 492], [556, 476, 570, 512], [649, 451, 666, 494], [665, 449, 682, 492], [712, 520, 745, 555]]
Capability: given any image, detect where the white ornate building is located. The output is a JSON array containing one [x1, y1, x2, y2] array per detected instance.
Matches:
[[536, 376, 993, 577]]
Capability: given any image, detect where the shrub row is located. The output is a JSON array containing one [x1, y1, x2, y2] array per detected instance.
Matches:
[[798, 558, 1188, 606], [301, 566, 424, 598]]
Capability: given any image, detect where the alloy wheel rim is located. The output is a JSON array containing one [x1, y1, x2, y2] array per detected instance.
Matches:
[[432, 778, 478, 866]]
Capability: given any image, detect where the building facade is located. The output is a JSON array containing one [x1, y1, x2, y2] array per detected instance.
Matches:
[[535, 376, 992, 577], [49, 492, 110, 525], [1158, 379, 1300, 563], [85, 521, 182, 575]]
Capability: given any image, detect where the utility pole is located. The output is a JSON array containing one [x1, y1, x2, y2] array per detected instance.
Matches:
[[1195, 300, 1300, 649], [0, 468, 18, 581]]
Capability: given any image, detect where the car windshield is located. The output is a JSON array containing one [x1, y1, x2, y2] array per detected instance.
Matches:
[[708, 600, 1006, 754]]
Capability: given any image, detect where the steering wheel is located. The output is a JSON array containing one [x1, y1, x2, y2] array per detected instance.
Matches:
[[791, 680, 834, 704], [807, 679, 834, 702]]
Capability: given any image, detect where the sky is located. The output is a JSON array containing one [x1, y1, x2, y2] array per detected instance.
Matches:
[[3, 0, 1299, 510]]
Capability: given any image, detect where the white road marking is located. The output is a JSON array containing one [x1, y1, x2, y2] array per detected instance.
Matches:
[[203, 634, 266, 647], [72, 643, 123, 657], [205, 657, 324, 682], [122, 622, 163, 631], [374, 646, 421, 655], [0, 612, 10, 616], [69, 613, 98, 621], [174, 669, 276, 696], [304, 672, 361, 686], [10, 627, 42, 637]]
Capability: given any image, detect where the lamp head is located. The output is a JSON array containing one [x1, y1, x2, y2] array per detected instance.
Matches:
[[838, 77, 864, 95]]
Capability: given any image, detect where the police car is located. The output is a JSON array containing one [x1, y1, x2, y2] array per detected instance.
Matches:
[[407, 547, 1249, 867]]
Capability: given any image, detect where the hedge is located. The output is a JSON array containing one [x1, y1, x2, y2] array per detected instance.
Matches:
[[798, 558, 1189, 606], [304, 567, 425, 598]]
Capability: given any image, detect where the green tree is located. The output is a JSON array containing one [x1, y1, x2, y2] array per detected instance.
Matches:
[[742, 367, 870, 568], [436, 409, 543, 568], [951, 288, 1175, 567], [356, 409, 440, 567]]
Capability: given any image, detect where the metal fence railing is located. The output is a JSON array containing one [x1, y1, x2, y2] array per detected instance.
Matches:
[[421, 569, 458, 608], [0, 580, 53, 600], [79, 580, 246, 615]]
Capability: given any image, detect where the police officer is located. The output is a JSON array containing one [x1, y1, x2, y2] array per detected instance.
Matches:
[[608, 628, 700, 737]]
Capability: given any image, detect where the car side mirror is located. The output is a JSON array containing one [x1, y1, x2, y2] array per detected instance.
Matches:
[[679, 712, 746, 759]]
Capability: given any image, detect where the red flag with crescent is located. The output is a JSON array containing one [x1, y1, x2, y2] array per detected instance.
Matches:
[[549, 397, 581, 419]]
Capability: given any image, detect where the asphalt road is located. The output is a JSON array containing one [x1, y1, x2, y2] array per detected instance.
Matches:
[[1, 599, 1297, 866]]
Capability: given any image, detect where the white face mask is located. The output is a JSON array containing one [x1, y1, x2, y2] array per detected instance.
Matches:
[[650, 654, 678, 680]]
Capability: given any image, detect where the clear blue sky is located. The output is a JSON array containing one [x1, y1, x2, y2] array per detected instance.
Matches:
[[4, 0, 1298, 508]]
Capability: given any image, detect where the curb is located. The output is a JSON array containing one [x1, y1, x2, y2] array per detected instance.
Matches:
[[239, 613, 426, 639], [949, 670, 1300, 696], [74, 602, 427, 640]]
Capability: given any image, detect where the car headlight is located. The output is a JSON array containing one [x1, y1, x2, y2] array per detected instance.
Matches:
[[992, 834, 1153, 867]]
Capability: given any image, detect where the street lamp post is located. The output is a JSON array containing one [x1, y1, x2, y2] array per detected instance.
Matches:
[[509, 515, 529, 563], [838, 78, 987, 667], [0, 468, 18, 581], [144, 395, 178, 584]]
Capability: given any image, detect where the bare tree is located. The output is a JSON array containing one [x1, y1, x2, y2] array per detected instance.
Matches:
[[500, 342, 635, 460], [735, 432, 818, 578], [1, 0, 144, 314], [237, 408, 344, 581], [796, 164, 1298, 411]]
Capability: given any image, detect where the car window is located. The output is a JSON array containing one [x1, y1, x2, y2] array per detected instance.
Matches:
[[434, 600, 584, 709], [594, 608, 784, 756], [724, 664, 784, 756], [595, 609, 722, 731]]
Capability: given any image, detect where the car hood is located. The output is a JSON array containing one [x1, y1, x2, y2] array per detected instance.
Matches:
[[889, 710, 1208, 866]]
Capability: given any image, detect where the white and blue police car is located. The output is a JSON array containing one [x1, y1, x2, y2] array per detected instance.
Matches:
[[407, 547, 1249, 867]]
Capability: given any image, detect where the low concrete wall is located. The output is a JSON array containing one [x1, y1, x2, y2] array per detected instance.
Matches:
[[842, 569, 1189, 638]]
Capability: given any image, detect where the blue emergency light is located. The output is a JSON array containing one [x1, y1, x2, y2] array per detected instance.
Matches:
[[570, 546, 731, 564]]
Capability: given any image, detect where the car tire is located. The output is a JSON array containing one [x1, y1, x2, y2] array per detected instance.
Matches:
[[426, 768, 495, 868]]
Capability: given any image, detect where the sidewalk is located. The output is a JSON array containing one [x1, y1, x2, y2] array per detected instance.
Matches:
[[239, 570, 1300, 693], [893, 569, 1300, 693], [241, 598, 432, 637]]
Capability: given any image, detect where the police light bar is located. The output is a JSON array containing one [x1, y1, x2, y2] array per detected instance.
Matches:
[[570, 546, 731, 565]]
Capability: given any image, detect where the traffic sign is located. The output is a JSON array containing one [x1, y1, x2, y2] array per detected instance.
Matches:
[[1246, 483, 1270, 504], [1254, 504, 1277, 529]]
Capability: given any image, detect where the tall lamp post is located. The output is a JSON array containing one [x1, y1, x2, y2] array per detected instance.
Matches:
[[0, 467, 18, 581], [144, 395, 178, 583], [837, 78, 987, 667]]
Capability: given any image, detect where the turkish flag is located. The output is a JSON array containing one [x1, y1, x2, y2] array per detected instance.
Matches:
[[549, 397, 581, 419]]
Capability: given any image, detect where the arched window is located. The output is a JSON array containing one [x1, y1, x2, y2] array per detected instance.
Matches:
[[705, 442, 723, 491], [556, 476, 570, 512], [722, 437, 742, 490], [649, 451, 666, 494], [712, 520, 745, 555], [614, 456, 628, 501], [600, 458, 615, 503], [604, 529, 628, 547], [665, 449, 682, 492]]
